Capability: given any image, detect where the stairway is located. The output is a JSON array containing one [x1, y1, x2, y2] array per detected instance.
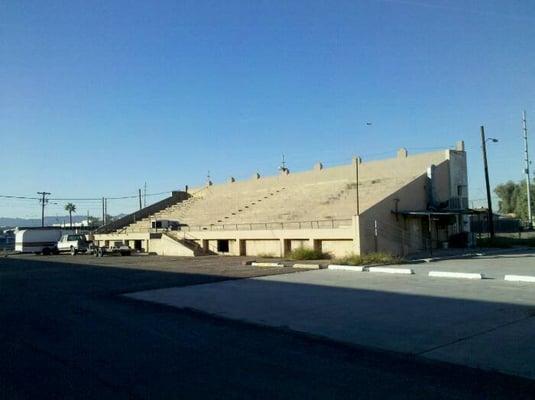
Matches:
[[163, 232, 212, 256]]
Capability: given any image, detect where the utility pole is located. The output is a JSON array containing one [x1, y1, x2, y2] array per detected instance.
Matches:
[[481, 126, 495, 239], [143, 182, 147, 208], [102, 197, 105, 226], [138, 188, 143, 210], [523, 111, 532, 228], [37, 192, 51, 227], [354, 156, 360, 216]]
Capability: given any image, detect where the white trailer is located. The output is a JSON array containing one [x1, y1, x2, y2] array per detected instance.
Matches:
[[15, 228, 75, 255]]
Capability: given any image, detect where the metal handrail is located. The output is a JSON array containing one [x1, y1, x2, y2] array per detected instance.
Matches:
[[178, 218, 353, 232]]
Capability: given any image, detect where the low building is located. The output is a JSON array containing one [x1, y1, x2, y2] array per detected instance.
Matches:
[[93, 142, 469, 257]]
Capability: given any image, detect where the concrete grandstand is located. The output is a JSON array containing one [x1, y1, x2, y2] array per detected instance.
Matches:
[[92, 142, 469, 258]]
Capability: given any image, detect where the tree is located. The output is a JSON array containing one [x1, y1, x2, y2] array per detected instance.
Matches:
[[495, 180, 535, 220], [86, 216, 101, 227], [64, 203, 76, 228], [495, 181, 519, 214]]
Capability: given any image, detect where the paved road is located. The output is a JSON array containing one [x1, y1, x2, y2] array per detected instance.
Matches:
[[1, 255, 535, 399]]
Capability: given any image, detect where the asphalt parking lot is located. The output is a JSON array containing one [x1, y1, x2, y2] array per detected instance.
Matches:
[[2, 253, 535, 399], [129, 252, 535, 380]]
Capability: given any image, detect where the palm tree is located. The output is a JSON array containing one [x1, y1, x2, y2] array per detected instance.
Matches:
[[64, 203, 76, 228]]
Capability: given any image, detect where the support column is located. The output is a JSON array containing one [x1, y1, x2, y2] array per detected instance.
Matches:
[[201, 239, 209, 253], [308, 239, 320, 252], [280, 239, 291, 257]]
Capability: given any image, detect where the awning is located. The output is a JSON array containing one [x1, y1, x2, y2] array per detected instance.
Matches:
[[393, 209, 479, 217]]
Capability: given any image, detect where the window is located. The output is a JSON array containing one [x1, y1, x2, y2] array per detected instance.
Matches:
[[67, 235, 83, 241]]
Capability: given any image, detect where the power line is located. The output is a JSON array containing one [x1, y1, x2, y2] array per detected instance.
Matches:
[[0, 190, 172, 201], [0, 194, 40, 200]]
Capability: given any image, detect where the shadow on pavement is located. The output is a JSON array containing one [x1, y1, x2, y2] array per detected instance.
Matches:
[[1, 256, 535, 399]]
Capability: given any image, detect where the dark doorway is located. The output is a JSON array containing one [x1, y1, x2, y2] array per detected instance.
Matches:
[[134, 240, 142, 251], [217, 240, 229, 253]]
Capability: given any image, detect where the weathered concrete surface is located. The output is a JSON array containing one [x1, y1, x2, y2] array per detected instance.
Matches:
[[128, 253, 535, 380]]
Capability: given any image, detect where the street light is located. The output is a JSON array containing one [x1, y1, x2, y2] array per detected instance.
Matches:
[[480, 126, 498, 240]]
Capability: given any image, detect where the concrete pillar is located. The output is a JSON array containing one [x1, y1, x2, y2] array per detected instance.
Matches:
[[308, 239, 320, 252], [201, 239, 209, 252], [280, 239, 291, 257]]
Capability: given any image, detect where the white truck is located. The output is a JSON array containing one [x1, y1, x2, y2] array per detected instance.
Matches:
[[57, 233, 90, 255], [15, 228, 75, 255]]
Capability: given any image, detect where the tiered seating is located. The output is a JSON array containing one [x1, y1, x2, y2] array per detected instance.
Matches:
[[116, 151, 438, 234]]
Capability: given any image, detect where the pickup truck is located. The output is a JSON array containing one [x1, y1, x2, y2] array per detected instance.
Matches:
[[57, 234, 90, 255]]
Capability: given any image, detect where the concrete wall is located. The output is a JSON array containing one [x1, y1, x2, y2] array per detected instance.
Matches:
[[321, 240, 355, 258], [245, 239, 282, 257], [449, 150, 468, 201], [150, 235, 195, 256], [290, 239, 310, 250], [358, 173, 430, 255]]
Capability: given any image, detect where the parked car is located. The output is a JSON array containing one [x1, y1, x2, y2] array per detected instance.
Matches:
[[57, 234, 90, 255], [90, 241, 132, 257]]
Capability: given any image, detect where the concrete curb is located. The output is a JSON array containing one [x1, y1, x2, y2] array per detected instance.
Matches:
[[410, 247, 533, 264], [368, 267, 414, 275], [327, 265, 367, 272], [428, 271, 484, 280], [504, 275, 535, 283], [292, 263, 322, 269], [251, 262, 285, 267]]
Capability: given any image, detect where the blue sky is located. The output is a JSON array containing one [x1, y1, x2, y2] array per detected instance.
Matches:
[[1, 0, 534, 218]]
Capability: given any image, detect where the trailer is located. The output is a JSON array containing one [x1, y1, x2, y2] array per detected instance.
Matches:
[[14, 227, 75, 255]]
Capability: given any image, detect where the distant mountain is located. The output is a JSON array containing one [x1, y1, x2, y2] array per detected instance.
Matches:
[[0, 214, 128, 228], [0, 215, 88, 228]]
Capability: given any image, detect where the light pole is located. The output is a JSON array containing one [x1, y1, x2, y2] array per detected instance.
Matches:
[[480, 126, 498, 240], [522, 111, 532, 228]]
